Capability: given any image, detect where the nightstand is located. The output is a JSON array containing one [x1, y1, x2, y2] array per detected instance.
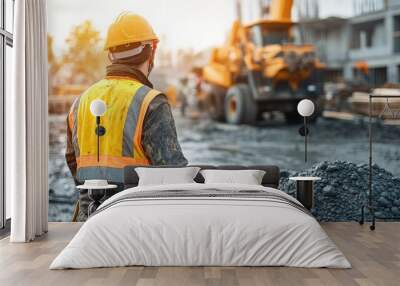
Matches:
[[77, 183, 117, 216], [289, 176, 321, 210]]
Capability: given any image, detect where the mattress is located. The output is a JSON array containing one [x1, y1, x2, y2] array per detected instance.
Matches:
[[50, 183, 351, 269]]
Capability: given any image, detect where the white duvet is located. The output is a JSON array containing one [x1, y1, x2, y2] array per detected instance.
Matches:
[[50, 183, 351, 269]]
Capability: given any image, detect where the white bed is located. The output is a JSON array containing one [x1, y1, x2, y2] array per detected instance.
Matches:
[[50, 183, 351, 269]]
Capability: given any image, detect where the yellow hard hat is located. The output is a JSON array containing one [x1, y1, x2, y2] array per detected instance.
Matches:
[[104, 12, 159, 51]]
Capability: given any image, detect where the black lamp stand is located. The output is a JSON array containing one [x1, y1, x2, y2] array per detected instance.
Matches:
[[95, 116, 106, 162]]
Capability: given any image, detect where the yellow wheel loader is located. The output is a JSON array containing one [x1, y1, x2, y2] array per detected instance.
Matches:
[[202, 0, 325, 124]]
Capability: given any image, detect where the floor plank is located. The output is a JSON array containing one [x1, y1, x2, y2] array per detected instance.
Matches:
[[0, 222, 399, 286]]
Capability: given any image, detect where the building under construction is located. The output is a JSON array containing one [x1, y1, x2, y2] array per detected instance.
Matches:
[[299, 0, 400, 86]]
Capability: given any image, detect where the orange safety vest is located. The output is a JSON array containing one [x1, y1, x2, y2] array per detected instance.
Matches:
[[68, 77, 161, 183]]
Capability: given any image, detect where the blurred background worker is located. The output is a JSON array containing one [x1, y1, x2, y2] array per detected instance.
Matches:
[[65, 12, 188, 221], [178, 77, 189, 116]]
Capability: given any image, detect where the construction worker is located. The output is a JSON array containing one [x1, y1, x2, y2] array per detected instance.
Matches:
[[178, 77, 189, 116], [65, 12, 188, 222]]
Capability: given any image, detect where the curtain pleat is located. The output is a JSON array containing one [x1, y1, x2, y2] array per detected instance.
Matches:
[[9, 0, 49, 242]]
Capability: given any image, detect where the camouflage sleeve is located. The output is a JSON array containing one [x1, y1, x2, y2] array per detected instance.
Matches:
[[65, 114, 77, 181], [142, 95, 188, 166]]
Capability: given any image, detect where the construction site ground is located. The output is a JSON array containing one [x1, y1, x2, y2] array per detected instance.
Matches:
[[175, 110, 400, 174], [49, 111, 400, 221]]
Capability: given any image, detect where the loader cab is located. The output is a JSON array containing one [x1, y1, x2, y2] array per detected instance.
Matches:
[[245, 20, 293, 47]]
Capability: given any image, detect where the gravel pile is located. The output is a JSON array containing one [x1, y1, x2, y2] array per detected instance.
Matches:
[[280, 161, 400, 221]]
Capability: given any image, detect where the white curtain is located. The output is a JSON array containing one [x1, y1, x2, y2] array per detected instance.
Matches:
[[8, 0, 49, 242]]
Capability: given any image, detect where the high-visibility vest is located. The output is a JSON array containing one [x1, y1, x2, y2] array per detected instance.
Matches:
[[68, 76, 161, 183]]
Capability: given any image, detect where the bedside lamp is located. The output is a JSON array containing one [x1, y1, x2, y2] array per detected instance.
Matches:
[[90, 99, 107, 162], [297, 99, 315, 163]]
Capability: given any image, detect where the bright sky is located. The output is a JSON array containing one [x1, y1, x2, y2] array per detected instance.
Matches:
[[47, 0, 354, 55]]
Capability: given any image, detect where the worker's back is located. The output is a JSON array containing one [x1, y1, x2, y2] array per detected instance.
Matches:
[[68, 77, 161, 183]]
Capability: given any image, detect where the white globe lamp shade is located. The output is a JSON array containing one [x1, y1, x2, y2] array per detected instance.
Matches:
[[90, 99, 107, 117], [297, 99, 315, 117]]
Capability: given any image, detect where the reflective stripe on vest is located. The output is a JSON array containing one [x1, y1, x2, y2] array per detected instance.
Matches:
[[69, 77, 161, 183], [68, 96, 81, 157]]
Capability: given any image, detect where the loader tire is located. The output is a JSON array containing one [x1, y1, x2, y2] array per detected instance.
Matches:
[[207, 86, 226, 122], [225, 84, 258, 125], [284, 111, 303, 124]]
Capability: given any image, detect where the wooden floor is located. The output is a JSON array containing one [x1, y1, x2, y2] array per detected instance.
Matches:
[[0, 222, 399, 286]]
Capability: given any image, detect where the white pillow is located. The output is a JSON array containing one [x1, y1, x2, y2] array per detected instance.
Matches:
[[200, 169, 266, 185], [135, 167, 200, 186]]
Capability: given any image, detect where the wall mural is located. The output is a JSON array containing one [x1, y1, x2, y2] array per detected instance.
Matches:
[[47, 0, 400, 222]]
